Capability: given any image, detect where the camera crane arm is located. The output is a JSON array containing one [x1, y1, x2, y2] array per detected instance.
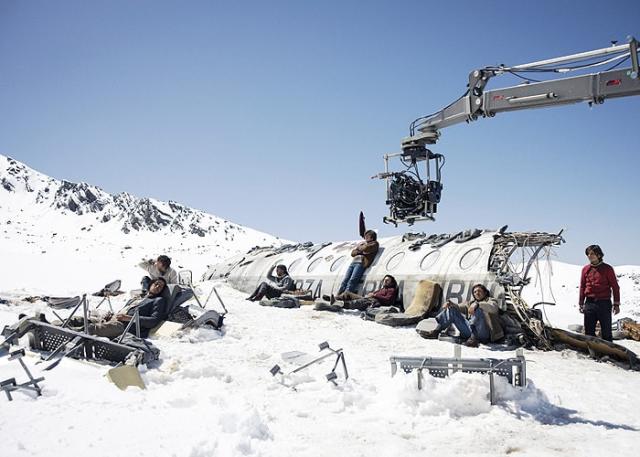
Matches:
[[380, 36, 640, 226]]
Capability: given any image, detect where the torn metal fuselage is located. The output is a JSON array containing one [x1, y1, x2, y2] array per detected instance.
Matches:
[[205, 228, 640, 369], [206, 228, 561, 333]]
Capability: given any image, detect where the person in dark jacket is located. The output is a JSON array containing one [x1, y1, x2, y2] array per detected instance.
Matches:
[[89, 277, 169, 338], [246, 264, 296, 301], [317, 275, 398, 312], [335, 230, 380, 299], [579, 244, 621, 341]]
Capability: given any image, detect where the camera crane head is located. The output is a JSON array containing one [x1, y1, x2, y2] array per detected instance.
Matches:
[[373, 130, 444, 227]]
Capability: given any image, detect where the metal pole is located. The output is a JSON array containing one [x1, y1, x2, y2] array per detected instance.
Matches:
[[82, 295, 89, 335], [511, 43, 630, 70], [213, 287, 228, 314], [203, 286, 215, 308], [135, 310, 141, 338], [117, 310, 139, 344], [60, 297, 84, 329]]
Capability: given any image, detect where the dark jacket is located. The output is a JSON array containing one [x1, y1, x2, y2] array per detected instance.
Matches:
[[351, 240, 380, 269], [579, 263, 620, 305], [266, 267, 296, 291], [372, 287, 397, 307], [126, 296, 168, 337]]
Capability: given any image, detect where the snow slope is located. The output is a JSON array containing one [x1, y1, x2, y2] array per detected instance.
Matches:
[[1, 155, 640, 457]]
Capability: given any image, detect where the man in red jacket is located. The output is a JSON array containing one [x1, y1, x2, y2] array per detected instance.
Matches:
[[316, 275, 398, 312], [341, 275, 398, 310], [579, 244, 621, 341]]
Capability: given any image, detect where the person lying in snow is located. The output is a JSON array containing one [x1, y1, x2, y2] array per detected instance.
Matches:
[[64, 278, 169, 339], [420, 283, 504, 347], [316, 275, 398, 312], [246, 264, 296, 301], [335, 230, 380, 300], [138, 254, 178, 293]]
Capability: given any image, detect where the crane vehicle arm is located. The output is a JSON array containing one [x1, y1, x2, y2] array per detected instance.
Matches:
[[378, 36, 640, 226]]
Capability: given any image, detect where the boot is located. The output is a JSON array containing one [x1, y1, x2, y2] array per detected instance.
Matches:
[[314, 301, 343, 313], [464, 335, 480, 347]]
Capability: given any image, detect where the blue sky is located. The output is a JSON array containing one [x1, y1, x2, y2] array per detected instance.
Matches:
[[1, 0, 638, 265]]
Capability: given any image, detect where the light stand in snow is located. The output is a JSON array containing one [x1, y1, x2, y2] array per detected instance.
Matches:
[[270, 341, 349, 386]]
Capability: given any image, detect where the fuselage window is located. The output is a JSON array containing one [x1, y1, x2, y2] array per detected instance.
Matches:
[[330, 256, 346, 272], [386, 252, 405, 271], [420, 250, 441, 271], [459, 248, 483, 270], [289, 258, 303, 272], [307, 257, 323, 272]]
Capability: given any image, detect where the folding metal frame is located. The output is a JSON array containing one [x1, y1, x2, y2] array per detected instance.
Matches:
[[270, 341, 349, 386], [1, 348, 45, 401], [390, 347, 526, 405]]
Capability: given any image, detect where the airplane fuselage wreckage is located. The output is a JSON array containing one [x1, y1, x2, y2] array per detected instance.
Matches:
[[205, 227, 639, 370]]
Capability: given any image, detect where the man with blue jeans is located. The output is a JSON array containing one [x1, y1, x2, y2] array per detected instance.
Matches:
[[335, 230, 379, 300], [435, 302, 491, 344], [423, 284, 503, 347]]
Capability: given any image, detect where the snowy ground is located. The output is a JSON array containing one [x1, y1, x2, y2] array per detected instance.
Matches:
[[2, 152, 640, 457], [1, 247, 640, 457]]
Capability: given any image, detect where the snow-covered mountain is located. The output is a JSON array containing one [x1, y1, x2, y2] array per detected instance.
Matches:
[[1, 154, 276, 238], [0, 154, 282, 293]]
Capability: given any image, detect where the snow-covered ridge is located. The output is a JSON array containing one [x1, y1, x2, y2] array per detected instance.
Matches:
[[0, 154, 259, 237], [0, 154, 282, 293]]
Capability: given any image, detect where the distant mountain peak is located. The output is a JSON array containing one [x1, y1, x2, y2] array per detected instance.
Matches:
[[0, 154, 278, 244]]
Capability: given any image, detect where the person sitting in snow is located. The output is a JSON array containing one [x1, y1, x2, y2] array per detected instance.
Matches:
[[138, 254, 178, 293], [59, 277, 169, 338], [246, 264, 296, 301], [334, 230, 379, 300], [87, 277, 169, 338], [317, 275, 398, 312], [420, 284, 504, 347]]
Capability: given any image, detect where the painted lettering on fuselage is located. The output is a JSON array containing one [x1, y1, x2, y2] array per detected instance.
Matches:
[[296, 278, 501, 304]]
